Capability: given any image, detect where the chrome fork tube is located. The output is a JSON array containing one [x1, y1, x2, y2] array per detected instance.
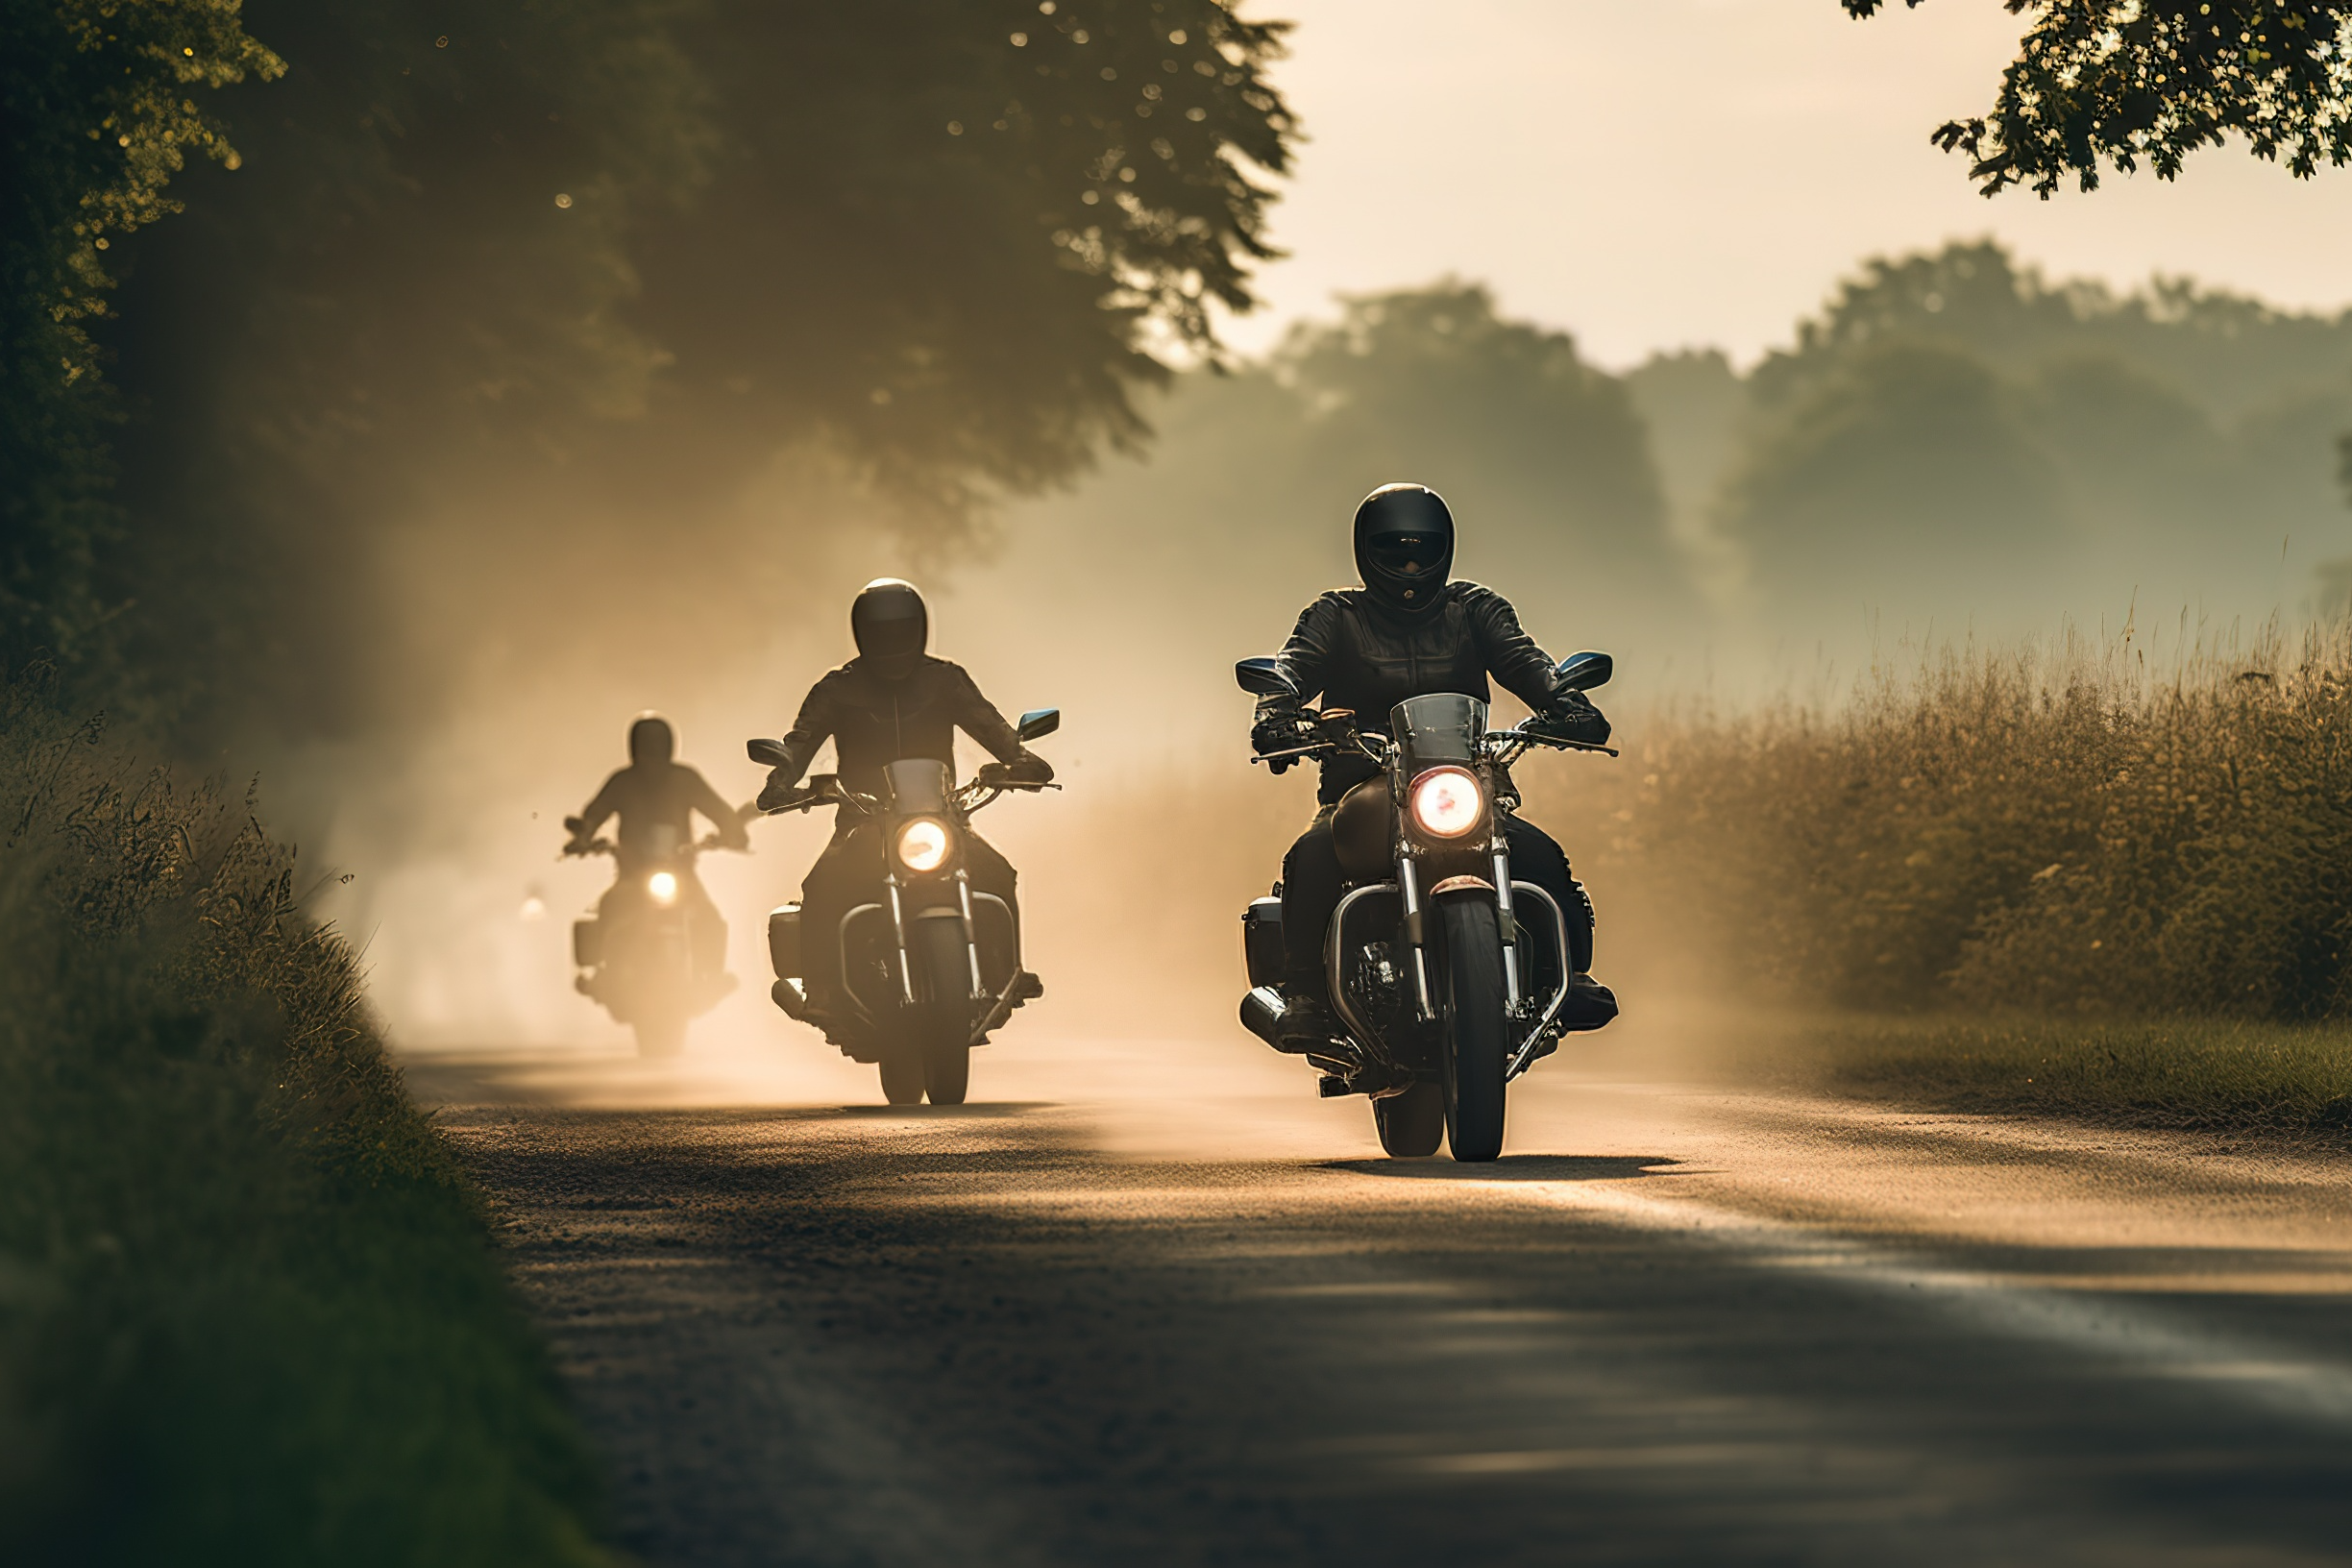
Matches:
[[1398, 852, 1435, 1021], [1491, 839, 1522, 1012], [885, 872, 917, 1004], [954, 869, 985, 1000]]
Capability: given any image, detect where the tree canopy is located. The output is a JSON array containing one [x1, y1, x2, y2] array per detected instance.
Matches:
[[1849, 1, 2352, 195], [3, 0, 1297, 750]]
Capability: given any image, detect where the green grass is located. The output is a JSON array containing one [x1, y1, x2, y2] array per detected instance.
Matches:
[[1748, 1013, 2352, 1136], [0, 678, 613, 1567]]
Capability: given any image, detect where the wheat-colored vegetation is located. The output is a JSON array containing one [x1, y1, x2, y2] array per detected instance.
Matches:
[[1530, 622, 2352, 1130], [0, 674, 610, 1566]]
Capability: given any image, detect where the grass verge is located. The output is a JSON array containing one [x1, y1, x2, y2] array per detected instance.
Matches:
[[1749, 1013, 2352, 1136], [0, 678, 612, 1567]]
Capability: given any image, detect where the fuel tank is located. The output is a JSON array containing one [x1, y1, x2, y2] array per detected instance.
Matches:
[[1332, 778, 1393, 882]]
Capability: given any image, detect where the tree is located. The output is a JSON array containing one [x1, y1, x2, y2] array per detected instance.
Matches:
[[0, 0, 279, 682], [7, 0, 1298, 750], [1848, 1, 2352, 196]]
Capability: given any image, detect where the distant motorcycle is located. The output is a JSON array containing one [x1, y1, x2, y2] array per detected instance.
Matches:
[[747, 707, 1060, 1105], [1234, 653, 1619, 1161], [564, 820, 741, 1058]]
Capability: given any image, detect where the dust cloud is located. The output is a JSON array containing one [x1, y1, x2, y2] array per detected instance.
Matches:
[[320, 253, 2352, 1105]]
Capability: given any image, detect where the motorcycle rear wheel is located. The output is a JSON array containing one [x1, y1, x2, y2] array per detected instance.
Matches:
[[634, 1020, 685, 1059], [878, 1054, 926, 1105], [923, 1042, 971, 1106], [1437, 897, 1508, 1162], [1374, 1082, 1445, 1157]]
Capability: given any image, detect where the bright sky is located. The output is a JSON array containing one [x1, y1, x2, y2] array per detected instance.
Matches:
[[1227, 0, 2352, 368]]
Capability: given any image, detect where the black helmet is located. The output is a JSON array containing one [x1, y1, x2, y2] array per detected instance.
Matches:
[[1353, 483, 1455, 618], [850, 577, 928, 680], [628, 712, 674, 766]]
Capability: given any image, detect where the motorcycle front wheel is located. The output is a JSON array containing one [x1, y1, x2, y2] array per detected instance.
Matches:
[[911, 917, 976, 1106], [1436, 897, 1508, 1162]]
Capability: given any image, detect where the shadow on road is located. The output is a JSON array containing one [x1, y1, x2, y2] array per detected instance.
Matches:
[[1319, 1153, 1686, 1183], [836, 1101, 1058, 1120]]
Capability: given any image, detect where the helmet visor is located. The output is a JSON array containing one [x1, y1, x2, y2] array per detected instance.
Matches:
[[1364, 532, 1449, 579], [855, 614, 924, 662]]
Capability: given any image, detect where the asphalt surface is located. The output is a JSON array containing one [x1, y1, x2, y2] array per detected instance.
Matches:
[[414, 1041, 2352, 1567]]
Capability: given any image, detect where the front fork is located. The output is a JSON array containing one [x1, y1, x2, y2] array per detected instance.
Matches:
[[1491, 834, 1524, 1013], [884, 865, 988, 1006], [1397, 835, 1524, 1022], [885, 871, 917, 1005]]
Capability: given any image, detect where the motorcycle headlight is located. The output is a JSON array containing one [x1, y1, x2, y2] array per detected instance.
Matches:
[[1407, 766, 1486, 841], [646, 870, 680, 906], [894, 818, 951, 873]]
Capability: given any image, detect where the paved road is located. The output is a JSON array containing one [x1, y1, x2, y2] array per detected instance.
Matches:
[[416, 1044, 2352, 1566]]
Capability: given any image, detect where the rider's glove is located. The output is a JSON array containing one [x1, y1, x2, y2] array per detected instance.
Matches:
[[1535, 690, 1611, 747], [1251, 709, 1310, 776], [979, 752, 1055, 789], [1252, 708, 1309, 755], [754, 769, 804, 812]]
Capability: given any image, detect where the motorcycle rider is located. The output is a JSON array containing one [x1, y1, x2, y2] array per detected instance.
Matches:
[[565, 713, 750, 980], [1251, 483, 1612, 1041], [755, 578, 1052, 1033]]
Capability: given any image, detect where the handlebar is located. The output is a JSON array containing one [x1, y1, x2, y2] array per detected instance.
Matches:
[[1250, 711, 1618, 768], [759, 772, 1056, 821]]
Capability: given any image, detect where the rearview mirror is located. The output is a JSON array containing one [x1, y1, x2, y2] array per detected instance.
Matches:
[[747, 737, 791, 767], [1235, 657, 1297, 698], [1555, 650, 1613, 693], [1016, 707, 1061, 742]]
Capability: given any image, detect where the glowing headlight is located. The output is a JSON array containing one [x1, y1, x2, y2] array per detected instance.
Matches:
[[1408, 766, 1485, 840], [894, 818, 951, 873], [646, 870, 680, 906]]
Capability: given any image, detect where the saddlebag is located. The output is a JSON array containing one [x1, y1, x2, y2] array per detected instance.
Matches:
[[1242, 896, 1285, 989], [572, 918, 600, 968], [767, 904, 802, 981]]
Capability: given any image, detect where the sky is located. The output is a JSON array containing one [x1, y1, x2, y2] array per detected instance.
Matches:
[[1225, 0, 2352, 368]]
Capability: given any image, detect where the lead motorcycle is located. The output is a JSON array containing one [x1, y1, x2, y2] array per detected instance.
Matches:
[[1234, 653, 1619, 1161], [564, 820, 743, 1058], [747, 708, 1060, 1106]]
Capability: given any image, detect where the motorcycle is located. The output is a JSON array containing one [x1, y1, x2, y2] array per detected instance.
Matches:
[[747, 707, 1060, 1106], [1233, 653, 1620, 1161], [564, 819, 744, 1058]]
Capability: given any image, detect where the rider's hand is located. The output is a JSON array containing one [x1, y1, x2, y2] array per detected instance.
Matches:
[[978, 753, 1054, 789], [1251, 710, 1309, 758], [755, 770, 805, 812], [1534, 691, 1611, 747]]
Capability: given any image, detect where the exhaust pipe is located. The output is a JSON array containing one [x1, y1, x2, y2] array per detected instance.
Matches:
[[1239, 986, 1295, 1050], [772, 977, 810, 1019]]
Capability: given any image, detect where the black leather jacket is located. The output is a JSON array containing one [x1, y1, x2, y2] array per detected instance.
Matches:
[[1263, 582, 1565, 803], [575, 762, 748, 872], [771, 655, 1034, 801]]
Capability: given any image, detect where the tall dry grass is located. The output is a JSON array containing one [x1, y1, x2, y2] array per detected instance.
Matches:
[[1534, 623, 2352, 1023]]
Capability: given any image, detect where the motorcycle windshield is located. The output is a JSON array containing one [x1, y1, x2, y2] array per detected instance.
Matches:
[[1390, 693, 1487, 775], [884, 758, 953, 818]]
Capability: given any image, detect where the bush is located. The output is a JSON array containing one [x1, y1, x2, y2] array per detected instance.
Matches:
[[0, 675, 610, 1566]]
